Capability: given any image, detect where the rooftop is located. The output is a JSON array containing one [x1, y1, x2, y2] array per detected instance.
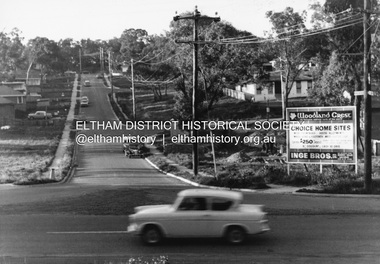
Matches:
[[0, 85, 25, 96], [0, 97, 14, 105], [178, 188, 243, 200]]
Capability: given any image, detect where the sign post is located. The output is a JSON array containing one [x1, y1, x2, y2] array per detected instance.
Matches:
[[286, 106, 357, 172]]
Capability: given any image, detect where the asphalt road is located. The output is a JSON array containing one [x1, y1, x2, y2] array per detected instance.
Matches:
[[1, 74, 380, 264], [1, 184, 380, 264], [73, 75, 186, 186], [1, 213, 379, 264]]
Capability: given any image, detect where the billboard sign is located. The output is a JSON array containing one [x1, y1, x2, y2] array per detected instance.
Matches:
[[286, 106, 357, 164]]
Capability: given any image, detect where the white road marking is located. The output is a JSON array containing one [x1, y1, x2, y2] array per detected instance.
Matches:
[[47, 231, 129, 234]]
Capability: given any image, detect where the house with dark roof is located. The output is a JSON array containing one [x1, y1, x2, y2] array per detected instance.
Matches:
[[0, 85, 26, 111], [1, 82, 27, 94]]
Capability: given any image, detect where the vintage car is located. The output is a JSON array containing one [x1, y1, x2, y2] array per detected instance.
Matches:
[[128, 188, 269, 245], [80, 96, 89, 107], [84, 80, 91, 87], [123, 142, 144, 158], [27, 111, 52, 120]]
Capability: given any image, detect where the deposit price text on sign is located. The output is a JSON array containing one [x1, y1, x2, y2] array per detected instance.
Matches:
[[286, 106, 357, 164]]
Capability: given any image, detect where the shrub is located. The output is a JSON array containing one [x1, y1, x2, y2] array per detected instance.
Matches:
[[257, 165, 286, 183], [211, 165, 267, 189], [167, 153, 192, 168], [255, 164, 312, 186], [324, 177, 356, 193], [314, 167, 360, 186], [148, 156, 178, 173]]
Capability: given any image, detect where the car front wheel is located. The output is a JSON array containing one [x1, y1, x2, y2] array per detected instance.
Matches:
[[225, 226, 246, 244], [141, 226, 162, 245]]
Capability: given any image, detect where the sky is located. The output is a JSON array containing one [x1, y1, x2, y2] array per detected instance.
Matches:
[[1, 0, 324, 42]]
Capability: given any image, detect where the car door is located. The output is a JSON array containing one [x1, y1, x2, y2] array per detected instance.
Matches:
[[164, 197, 211, 237], [206, 198, 235, 236]]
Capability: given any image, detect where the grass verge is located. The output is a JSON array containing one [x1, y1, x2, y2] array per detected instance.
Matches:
[[0, 125, 63, 184], [108, 78, 380, 195], [1, 76, 75, 184]]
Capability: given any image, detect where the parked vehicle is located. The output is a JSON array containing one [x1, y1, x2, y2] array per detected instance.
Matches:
[[80, 96, 89, 107], [27, 111, 52, 120], [128, 188, 270, 245], [123, 142, 144, 158]]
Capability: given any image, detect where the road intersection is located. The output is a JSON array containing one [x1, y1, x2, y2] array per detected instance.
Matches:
[[1, 74, 379, 264]]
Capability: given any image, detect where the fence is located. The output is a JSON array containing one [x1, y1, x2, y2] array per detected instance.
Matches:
[[0, 117, 66, 127], [222, 88, 246, 100]]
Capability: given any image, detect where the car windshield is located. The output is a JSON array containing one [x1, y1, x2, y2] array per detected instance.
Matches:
[[129, 143, 139, 149]]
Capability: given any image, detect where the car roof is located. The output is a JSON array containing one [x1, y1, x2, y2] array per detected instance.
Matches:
[[178, 188, 242, 200]]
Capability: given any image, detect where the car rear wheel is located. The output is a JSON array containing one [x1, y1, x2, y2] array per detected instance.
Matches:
[[141, 226, 162, 245], [225, 226, 246, 244]]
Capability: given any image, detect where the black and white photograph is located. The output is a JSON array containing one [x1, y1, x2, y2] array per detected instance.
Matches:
[[1, 0, 380, 263]]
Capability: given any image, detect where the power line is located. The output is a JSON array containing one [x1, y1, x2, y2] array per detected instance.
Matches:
[[218, 18, 363, 45], [342, 19, 378, 54], [138, 48, 190, 65], [220, 12, 362, 43], [173, 6, 220, 177]]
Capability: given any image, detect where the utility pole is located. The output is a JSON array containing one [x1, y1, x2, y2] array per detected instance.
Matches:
[[131, 58, 136, 120], [108, 50, 113, 96], [173, 7, 220, 176], [363, 0, 372, 192], [100, 47, 104, 73], [78, 45, 82, 75]]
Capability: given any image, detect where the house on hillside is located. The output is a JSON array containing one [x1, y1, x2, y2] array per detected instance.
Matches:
[[13, 78, 42, 94], [224, 63, 314, 102], [0, 97, 15, 125], [0, 85, 26, 111], [1, 82, 27, 94], [9, 78, 43, 103], [26, 78, 42, 94]]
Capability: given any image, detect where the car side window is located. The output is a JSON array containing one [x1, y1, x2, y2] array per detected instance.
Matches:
[[211, 198, 233, 211], [178, 197, 207, 211]]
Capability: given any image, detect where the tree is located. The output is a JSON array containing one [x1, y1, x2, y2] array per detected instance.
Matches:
[[58, 38, 80, 71], [136, 34, 180, 84], [200, 22, 261, 111], [106, 37, 122, 70], [265, 7, 311, 118], [24, 37, 51, 80], [172, 75, 192, 122], [0, 28, 25, 80], [309, 52, 352, 106], [169, 16, 263, 120], [119, 28, 149, 62], [79, 38, 103, 72], [308, 0, 374, 107]]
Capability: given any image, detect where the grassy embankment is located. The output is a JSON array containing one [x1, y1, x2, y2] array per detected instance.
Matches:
[[110, 76, 380, 194], [0, 75, 77, 184]]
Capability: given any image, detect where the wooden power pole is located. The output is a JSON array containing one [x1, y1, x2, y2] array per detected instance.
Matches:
[[363, 0, 372, 192], [173, 7, 220, 176], [108, 50, 114, 97]]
